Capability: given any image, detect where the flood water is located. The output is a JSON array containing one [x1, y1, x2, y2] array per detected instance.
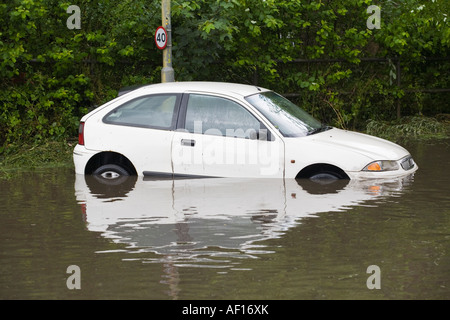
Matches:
[[1, 139, 449, 300]]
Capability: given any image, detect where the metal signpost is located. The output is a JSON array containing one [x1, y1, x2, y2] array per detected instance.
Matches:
[[160, 0, 175, 82]]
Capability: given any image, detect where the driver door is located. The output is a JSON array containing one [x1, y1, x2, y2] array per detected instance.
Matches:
[[171, 93, 284, 178]]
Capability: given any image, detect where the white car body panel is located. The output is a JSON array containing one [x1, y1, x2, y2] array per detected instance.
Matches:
[[171, 130, 285, 178]]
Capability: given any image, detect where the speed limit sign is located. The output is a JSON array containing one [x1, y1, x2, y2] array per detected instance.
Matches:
[[155, 26, 167, 50]]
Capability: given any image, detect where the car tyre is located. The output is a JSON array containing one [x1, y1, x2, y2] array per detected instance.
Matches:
[[85, 173, 137, 197], [93, 164, 130, 182], [309, 172, 340, 181]]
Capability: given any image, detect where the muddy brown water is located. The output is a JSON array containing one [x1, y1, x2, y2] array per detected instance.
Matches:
[[0, 139, 449, 300]]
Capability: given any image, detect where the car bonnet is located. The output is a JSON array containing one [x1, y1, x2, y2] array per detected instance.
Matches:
[[309, 128, 410, 160]]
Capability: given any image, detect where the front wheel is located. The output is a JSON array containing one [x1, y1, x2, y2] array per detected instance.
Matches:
[[309, 172, 340, 181]]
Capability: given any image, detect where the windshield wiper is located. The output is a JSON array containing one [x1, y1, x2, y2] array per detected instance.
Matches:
[[307, 125, 332, 136]]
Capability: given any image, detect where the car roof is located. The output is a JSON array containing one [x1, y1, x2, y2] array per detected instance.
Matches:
[[125, 81, 270, 98]]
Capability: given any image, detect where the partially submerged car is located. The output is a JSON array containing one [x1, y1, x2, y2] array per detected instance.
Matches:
[[73, 82, 417, 180]]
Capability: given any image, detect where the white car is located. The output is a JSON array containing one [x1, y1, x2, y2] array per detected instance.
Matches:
[[73, 82, 418, 180]]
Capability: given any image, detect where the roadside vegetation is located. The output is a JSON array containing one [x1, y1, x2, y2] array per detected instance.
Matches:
[[1, 0, 449, 175], [366, 115, 450, 142], [0, 140, 75, 178]]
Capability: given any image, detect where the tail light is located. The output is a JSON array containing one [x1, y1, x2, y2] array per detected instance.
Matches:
[[78, 122, 85, 145]]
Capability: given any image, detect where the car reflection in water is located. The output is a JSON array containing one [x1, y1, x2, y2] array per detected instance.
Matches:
[[75, 174, 414, 268]]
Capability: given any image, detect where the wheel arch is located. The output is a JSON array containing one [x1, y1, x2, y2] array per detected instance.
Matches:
[[296, 163, 350, 180], [85, 151, 137, 175]]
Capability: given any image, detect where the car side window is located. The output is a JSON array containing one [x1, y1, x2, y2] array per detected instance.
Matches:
[[185, 94, 264, 139], [104, 94, 179, 129]]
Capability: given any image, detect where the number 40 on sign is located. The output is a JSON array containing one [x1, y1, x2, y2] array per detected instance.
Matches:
[[155, 26, 167, 50]]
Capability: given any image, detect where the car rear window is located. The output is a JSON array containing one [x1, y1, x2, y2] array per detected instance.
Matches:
[[103, 94, 180, 129]]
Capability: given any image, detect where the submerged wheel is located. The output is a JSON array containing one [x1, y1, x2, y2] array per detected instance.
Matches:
[[297, 164, 349, 181], [86, 166, 137, 197], [93, 164, 130, 181], [309, 172, 340, 181]]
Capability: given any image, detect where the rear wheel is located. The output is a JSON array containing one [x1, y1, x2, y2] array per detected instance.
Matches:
[[93, 164, 130, 182]]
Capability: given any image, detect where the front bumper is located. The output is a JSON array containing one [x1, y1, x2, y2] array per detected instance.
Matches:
[[346, 155, 418, 180]]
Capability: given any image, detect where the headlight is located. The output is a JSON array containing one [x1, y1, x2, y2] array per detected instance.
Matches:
[[363, 160, 399, 172]]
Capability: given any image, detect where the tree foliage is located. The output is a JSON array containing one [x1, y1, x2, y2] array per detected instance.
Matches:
[[1, 0, 449, 147]]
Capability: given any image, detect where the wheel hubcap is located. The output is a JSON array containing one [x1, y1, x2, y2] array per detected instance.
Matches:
[[100, 171, 121, 179]]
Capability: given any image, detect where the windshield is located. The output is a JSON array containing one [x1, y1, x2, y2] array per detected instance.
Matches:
[[245, 91, 324, 137]]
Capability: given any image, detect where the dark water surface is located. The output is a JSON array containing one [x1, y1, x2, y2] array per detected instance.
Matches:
[[1, 140, 449, 300]]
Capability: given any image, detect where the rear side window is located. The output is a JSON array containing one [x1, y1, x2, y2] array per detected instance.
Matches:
[[103, 94, 180, 129]]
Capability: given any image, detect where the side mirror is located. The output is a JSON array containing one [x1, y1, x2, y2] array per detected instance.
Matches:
[[258, 129, 268, 141], [249, 130, 259, 140], [248, 129, 270, 141]]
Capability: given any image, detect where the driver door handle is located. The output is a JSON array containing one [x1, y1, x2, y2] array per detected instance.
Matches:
[[181, 139, 195, 147]]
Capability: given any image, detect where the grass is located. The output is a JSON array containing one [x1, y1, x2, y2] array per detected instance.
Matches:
[[365, 116, 450, 143], [0, 140, 76, 179]]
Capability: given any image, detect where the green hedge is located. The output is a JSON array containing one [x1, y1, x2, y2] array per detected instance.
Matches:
[[1, 0, 449, 148]]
